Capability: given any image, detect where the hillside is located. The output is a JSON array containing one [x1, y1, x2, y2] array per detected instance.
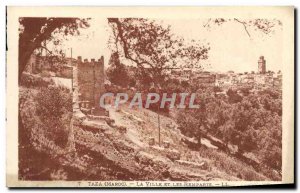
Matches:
[[90, 105, 268, 180], [72, 101, 274, 181], [18, 75, 278, 181]]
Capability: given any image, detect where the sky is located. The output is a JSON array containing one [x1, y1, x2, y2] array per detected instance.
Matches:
[[59, 18, 283, 73]]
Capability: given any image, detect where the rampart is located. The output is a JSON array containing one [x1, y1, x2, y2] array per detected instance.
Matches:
[[73, 56, 106, 116]]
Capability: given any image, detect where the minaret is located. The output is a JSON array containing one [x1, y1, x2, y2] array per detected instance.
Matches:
[[258, 56, 266, 74]]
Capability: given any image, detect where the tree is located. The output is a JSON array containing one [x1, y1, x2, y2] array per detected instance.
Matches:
[[107, 18, 209, 87], [19, 17, 90, 81], [219, 121, 234, 148], [239, 86, 251, 96], [176, 86, 282, 171], [106, 52, 130, 88], [203, 18, 282, 39], [108, 18, 211, 147], [107, 17, 282, 90], [226, 88, 243, 103]]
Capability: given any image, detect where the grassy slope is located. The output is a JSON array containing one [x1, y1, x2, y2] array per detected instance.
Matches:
[[19, 82, 274, 181], [110, 104, 271, 181]]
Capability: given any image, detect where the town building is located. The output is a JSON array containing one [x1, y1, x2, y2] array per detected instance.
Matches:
[[25, 54, 74, 78], [192, 71, 216, 86]]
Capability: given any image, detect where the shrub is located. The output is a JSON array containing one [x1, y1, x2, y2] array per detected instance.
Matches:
[[35, 86, 72, 147], [197, 147, 268, 181], [19, 86, 72, 180], [20, 73, 53, 88], [41, 70, 51, 77]]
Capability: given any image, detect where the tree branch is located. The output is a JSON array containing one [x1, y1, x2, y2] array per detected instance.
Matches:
[[234, 18, 251, 38], [108, 18, 155, 69], [38, 45, 53, 55]]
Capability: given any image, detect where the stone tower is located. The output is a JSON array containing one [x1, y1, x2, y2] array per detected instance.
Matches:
[[75, 56, 105, 115], [258, 56, 266, 74]]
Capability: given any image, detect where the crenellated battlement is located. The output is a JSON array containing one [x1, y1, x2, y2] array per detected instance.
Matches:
[[77, 56, 104, 67], [73, 55, 106, 116]]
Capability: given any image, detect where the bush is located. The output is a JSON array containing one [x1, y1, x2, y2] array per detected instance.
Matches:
[[197, 147, 268, 181], [41, 70, 51, 77], [106, 52, 130, 88], [19, 86, 72, 180], [35, 85, 72, 147], [20, 73, 53, 88]]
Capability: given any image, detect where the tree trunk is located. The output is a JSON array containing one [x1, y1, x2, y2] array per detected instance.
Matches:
[[197, 134, 202, 146], [18, 43, 36, 82], [19, 54, 29, 81]]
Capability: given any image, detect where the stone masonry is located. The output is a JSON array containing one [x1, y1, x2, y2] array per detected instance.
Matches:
[[258, 56, 266, 74], [73, 56, 106, 116]]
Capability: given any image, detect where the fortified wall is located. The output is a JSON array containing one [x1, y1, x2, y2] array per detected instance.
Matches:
[[73, 56, 106, 116], [71, 56, 144, 179], [71, 55, 188, 180]]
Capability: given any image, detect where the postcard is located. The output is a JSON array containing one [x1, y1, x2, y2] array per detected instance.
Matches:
[[6, 6, 294, 187]]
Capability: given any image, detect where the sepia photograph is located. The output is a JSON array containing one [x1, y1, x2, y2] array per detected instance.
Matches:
[[6, 6, 294, 188]]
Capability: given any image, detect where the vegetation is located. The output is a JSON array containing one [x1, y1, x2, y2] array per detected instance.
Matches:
[[18, 17, 283, 181], [35, 86, 72, 147], [19, 17, 90, 80], [108, 18, 209, 87], [106, 52, 131, 88], [176, 86, 282, 173], [19, 80, 72, 179]]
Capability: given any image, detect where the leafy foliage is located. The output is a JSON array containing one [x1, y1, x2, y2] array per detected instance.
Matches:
[[176, 86, 282, 172], [108, 18, 209, 86], [106, 52, 131, 88], [35, 86, 72, 147], [203, 18, 282, 38], [19, 17, 90, 80], [19, 84, 72, 180]]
